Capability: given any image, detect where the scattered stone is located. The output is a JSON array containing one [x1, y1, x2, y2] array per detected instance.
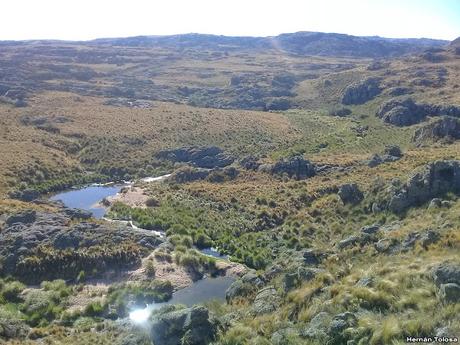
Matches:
[[338, 183, 364, 205]]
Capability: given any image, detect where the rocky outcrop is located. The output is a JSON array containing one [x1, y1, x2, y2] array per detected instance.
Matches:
[[156, 146, 234, 169], [338, 183, 363, 205], [341, 78, 381, 105], [239, 155, 261, 170], [432, 264, 460, 303], [226, 272, 263, 302], [388, 160, 460, 213], [167, 166, 239, 184], [0, 209, 163, 283], [376, 98, 460, 126], [150, 306, 218, 345], [367, 145, 402, 167], [258, 156, 316, 180], [282, 267, 324, 292], [251, 287, 281, 315], [8, 188, 40, 202], [413, 117, 460, 144]]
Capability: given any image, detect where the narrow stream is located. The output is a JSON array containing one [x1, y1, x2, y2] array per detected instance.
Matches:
[[49, 174, 234, 323]]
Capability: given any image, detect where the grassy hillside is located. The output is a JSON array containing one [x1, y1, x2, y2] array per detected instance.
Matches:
[[0, 34, 459, 344]]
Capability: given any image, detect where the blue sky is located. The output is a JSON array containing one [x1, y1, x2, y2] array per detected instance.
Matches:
[[1, 0, 459, 40]]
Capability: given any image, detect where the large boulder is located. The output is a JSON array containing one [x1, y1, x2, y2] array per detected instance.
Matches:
[[156, 146, 234, 168], [258, 156, 316, 180], [432, 264, 460, 286], [150, 306, 218, 345], [342, 78, 381, 105], [251, 287, 281, 315], [338, 183, 364, 205], [413, 117, 460, 144], [388, 160, 460, 213]]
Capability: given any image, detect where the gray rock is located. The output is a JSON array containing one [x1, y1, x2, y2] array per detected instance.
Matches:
[[413, 117, 460, 144], [251, 287, 280, 315], [8, 189, 40, 202], [150, 306, 217, 345], [361, 224, 380, 235], [356, 276, 375, 287], [282, 267, 323, 292], [388, 160, 460, 213], [428, 198, 443, 208], [6, 211, 37, 226], [432, 264, 460, 286], [342, 78, 381, 105], [377, 97, 460, 127], [338, 183, 364, 205], [62, 208, 92, 220], [328, 312, 357, 343], [225, 279, 255, 303], [338, 235, 361, 249], [303, 249, 328, 265], [259, 156, 316, 180], [420, 230, 440, 248], [402, 232, 420, 251], [367, 154, 383, 168], [241, 271, 264, 288], [271, 327, 299, 345], [374, 238, 399, 253], [239, 155, 261, 170], [383, 145, 403, 158], [301, 312, 331, 341], [439, 283, 460, 303]]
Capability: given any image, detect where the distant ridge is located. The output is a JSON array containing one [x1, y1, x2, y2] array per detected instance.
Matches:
[[90, 31, 449, 58]]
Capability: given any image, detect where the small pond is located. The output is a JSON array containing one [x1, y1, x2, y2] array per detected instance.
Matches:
[[50, 184, 125, 219]]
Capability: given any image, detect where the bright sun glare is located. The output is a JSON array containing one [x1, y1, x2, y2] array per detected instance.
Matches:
[[129, 307, 151, 324]]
